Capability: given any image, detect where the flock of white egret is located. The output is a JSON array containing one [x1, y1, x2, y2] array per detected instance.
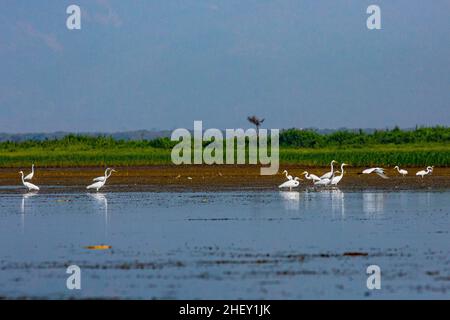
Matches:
[[16, 161, 436, 193], [278, 160, 435, 190]]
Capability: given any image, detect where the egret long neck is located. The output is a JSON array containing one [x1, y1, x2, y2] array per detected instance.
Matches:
[[104, 169, 109, 177], [20, 172, 25, 184], [340, 164, 345, 174]]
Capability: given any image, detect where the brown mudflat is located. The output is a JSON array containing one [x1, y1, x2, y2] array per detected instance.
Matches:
[[1, 165, 449, 192]]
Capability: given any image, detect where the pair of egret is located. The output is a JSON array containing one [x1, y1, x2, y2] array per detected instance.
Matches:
[[279, 170, 301, 190], [398, 165, 433, 178], [18, 164, 116, 192], [393, 166, 431, 177], [19, 164, 39, 191], [311, 160, 348, 186], [86, 168, 116, 191]]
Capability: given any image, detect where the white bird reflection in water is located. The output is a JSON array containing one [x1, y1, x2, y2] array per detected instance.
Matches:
[[330, 188, 345, 217], [416, 191, 432, 208], [20, 192, 38, 233], [279, 191, 300, 210], [363, 192, 385, 215], [318, 188, 345, 217], [88, 193, 108, 237], [299, 187, 345, 217]]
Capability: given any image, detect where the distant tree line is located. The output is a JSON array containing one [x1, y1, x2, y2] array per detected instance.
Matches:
[[0, 134, 177, 151], [0, 126, 449, 151], [279, 126, 450, 148]]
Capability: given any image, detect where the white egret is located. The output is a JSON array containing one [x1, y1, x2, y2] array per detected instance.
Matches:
[[320, 160, 338, 180], [24, 163, 35, 181], [331, 163, 348, 185], [394, 166, 408, 177], [416, 167, 432, 178], [93, 168, 116, 182], [361, 167, 389, 179], [282, 170, 293, 180], [87, 169, 115, 191], [278, 177, 300, 191], [314, 170, 337, 186], [19, 171, 39, 191], [314, 177, 332, 186], [301, 171, 321, 182]]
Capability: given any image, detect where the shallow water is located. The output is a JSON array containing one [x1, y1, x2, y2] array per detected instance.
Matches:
[[0, 189, 449, 299]]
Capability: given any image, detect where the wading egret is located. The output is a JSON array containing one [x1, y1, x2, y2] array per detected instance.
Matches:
[[24, 163, 35, 181], [361, 167, 389, 179], [394, 166, 408, 177], [320, 160, 338, 180], [278, 177, 300, 191], [19, 171, 39, 191], [416, 167, 432, 178], [282, 170, 293, 180], [302, 171, 321, 182], [87, 169, 115, 191], [314, 170, 337, 186], [331, 163, 348, 185], [314, 177, 332, 186]]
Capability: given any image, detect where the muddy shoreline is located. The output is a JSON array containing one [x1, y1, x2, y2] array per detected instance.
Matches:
[[1, 165, 450, 192]]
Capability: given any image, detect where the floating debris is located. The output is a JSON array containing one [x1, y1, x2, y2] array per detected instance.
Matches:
[[56, 199, 71, 202], [343, 252, 368, 257], [187, 177, 192, 180], [84, 245, 112, 250]]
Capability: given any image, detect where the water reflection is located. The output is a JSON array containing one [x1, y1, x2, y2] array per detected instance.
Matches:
[[88, 193, 108, 237], [330, 189, 345, 217], [416, 191, 432, 208], [88, 193, 108, 212], [299, 187, 346, 217], [363, 192, 385, 215], [317, 188, 345, 217], [20, 192, 38, 233], [279, 191, 300, 210]]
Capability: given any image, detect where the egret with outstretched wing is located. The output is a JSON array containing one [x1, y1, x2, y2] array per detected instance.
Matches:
[[361, 167, 389, 179]]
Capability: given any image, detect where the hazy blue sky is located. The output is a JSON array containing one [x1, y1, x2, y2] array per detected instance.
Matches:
[[1, 0, 449, 133]]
